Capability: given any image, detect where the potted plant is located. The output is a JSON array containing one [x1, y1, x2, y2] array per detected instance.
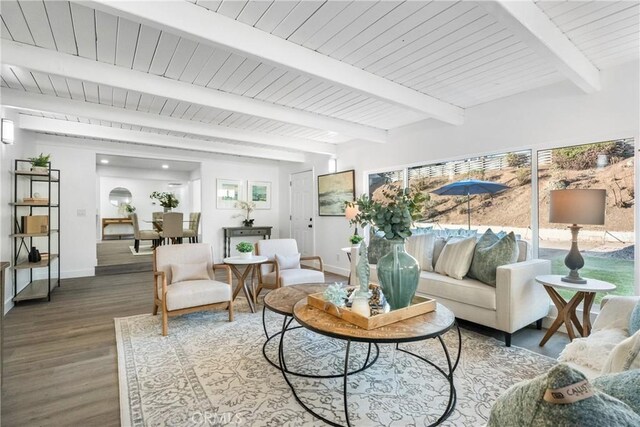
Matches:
[[347, 187, 426, 309], [236, 241, 254, 259], [349, 234, 364, 245], [28, 153, 51, 173], [233, 200, 256, 227], [150, 191, 179, 212]]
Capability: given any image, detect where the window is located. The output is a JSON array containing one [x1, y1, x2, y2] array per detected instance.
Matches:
[[408, 150, 532, 236], [537, 139, 635, 302], [368, 170, 404, 202]]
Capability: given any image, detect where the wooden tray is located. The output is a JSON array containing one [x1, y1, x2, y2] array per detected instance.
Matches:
[[23, 197, 49, 203], [307, 293, 436, 330]]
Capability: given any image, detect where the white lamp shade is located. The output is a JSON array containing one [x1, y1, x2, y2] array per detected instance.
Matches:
[[345, 205, 359, 221], [549, 189, 606, 225]]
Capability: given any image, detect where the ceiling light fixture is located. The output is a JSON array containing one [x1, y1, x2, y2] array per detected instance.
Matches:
[[100, 159, 109, 164], [162, 164, 169, 169]]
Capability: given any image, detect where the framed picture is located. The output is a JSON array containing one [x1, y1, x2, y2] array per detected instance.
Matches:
[[217, 179, 243, 209], [317, 169, 355, 216], [248, 181, 271, 209]]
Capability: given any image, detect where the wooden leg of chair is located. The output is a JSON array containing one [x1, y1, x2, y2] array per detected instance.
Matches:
[[162, 310, 168, 336], [228, 300, 234, 322], [153, 302, 158, 315], [134, 239, 140, 252]]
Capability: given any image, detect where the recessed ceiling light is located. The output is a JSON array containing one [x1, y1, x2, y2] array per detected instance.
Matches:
[[100, 159, 109, 164], [162, 164, 169, 169]]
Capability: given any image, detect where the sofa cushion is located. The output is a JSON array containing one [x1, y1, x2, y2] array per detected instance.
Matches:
[[165, 280, 231, 311], [468, 230, 519, 286], [432, 237, 447, 269], [171, 262, 211, 283], [629, 302, 640, 335], [517, 239, 531, 262], [434, 236, 476, 280], [488, 364, 640, 426], [419, 271, 496, 310], [275, 253, 301, 270], [601, 330, 640, 374], [593, 370, 640, 413], [405, 233, 435, 272], [558, 328, 629, 373]]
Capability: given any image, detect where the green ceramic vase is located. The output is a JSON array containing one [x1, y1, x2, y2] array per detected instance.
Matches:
[[376, 240, 419, 310]]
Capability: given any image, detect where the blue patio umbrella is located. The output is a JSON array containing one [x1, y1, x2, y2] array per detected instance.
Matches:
[[431, 179, 510, 229]]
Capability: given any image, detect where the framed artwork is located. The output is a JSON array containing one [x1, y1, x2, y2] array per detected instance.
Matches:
[[317, 169, 355, 216], [248, 181, 271, 209], [217, 179, 243, 209]]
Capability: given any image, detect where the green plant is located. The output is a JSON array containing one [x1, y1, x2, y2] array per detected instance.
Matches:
[[347, 187, 426, 241], [553, 142, 617, 170], [515, 167, 531, 186], [149, 191, 179, 208], [124, 204, 136, 214], [349, 234, 364, 245], [236, 242, 253, 253], [28, 153, 51, 167], [506, 152, 529, 168]]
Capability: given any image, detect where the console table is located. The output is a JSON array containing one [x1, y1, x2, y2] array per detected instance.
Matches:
[[222, 226, 272, 258], [101, 217, 133, 239]]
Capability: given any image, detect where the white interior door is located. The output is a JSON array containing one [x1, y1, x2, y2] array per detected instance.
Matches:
[[290, 170, 314, 256]]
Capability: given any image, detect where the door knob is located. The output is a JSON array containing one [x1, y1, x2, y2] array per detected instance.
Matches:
[[308, 225, 313, 228]]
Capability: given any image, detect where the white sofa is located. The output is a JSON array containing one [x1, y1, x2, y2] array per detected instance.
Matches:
[[356, 235, 551, 346], [559, 295, 640, 378]]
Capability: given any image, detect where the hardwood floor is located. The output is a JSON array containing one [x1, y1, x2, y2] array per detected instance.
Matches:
[[96, 239, 152, 276], [1, 270, 569, 426]]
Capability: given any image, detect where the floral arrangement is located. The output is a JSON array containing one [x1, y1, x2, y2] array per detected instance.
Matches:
[[28, 153, 51, 168], [150, 191, 179, 209], [233, 200, 256, 226], [346, 187, 426, 241], [236, 242, 253, 253]]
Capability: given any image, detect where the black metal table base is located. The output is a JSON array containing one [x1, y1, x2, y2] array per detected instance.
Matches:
[[263, 306, 462, 427]]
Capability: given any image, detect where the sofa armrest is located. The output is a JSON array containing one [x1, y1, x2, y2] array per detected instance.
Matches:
[[593, 295, 640, 332], [496, 259, 551, 333]]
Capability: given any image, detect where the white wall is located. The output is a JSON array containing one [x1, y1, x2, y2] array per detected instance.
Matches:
[[1, 108, 27, 312], [200, 157, 282, 261], [292, 61, 640, 279]]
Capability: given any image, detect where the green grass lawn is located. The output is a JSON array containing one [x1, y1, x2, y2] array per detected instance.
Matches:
[[550, 256, 635, 305]]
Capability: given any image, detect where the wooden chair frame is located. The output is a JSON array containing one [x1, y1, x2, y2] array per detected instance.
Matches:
[[153, 253, 234, 336], [253, 242, 324, 300]]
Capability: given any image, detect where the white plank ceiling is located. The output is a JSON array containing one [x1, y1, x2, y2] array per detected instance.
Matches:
[[1, 0, 639, 159]]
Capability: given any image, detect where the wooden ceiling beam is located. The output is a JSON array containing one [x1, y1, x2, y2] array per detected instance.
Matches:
[[2, 40, 385, 143], [2, 89, 336, 156], [481, 1, 601, 93], [84, 0, 464, 125], [18, 115, 306, 163]]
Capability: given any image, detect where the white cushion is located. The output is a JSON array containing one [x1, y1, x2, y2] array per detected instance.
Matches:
[[165, 280, 231, 311], [432, 237, 447, 269], [434, 236, 476, 280], [418, 271, 497, 310], [601, 330, 640, 374], [155, 243, 215, 284], [516, 240, 531, 262], [262, 269, 325, 286], [406, 233, 435, 272], [275, 253, 301, 270], [171, 262, 210, 283], [593, 296, 640, 333]]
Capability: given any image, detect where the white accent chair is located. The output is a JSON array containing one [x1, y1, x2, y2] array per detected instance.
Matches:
[[254, 238, 325, 298], [153, 243, 233, 336]]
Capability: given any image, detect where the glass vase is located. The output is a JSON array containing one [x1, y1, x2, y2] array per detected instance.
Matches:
[[376, 240, 419, 310]]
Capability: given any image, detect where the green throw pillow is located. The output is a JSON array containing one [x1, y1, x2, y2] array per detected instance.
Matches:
[[593, 370, 640, 414], [629, 302, 640, 335], [488, 364, 640, 426], [468, 229, 518, 286]]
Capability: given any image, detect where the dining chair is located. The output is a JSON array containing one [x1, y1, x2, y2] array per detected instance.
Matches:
[[131, 213, 160, 252], [152, 211, 164, 232], [183, 212, 201, 243], [153, 243, 233, 336], [254, 238, 324, 299], [159, 212, 184, 244]]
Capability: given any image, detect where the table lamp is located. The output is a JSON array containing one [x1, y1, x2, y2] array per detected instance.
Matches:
[[549, 189, 606, 284], [345, 205, 360, 236]]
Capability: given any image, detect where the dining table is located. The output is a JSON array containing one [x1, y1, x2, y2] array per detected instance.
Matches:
[[144, 219, 191, 232]]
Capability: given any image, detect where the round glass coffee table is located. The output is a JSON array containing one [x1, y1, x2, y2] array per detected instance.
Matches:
[[291, 300, 461, 427], [262, 284, 379, 377]]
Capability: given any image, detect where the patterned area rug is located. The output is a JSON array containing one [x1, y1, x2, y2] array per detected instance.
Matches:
[[128, 245, 153, 256], [115, 305, 556, 426]]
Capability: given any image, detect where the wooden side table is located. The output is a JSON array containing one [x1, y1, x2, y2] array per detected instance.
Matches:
[[223, 255, 268, 313], [222, 226, 272, 258], [536, 274, 616, 346]]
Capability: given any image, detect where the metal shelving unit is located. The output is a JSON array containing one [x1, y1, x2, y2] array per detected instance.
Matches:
[[11, 159, 60, 302]]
